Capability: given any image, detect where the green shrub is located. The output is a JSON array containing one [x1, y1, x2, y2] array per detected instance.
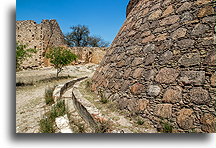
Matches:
[[39, 100, 67, 133], [16, 42, 36, 70], [39, 118, 55, 133], [45, 87, 55, 105], [162, 122, 173, 133], [96, 120, 111, 133], [46, 47, 77, 77], [49, 100, 66, 120], [137, 119, 144, 125], [98, 90, 108, 104]]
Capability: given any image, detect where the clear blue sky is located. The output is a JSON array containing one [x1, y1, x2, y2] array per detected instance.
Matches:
[[16, 0, 130, 44]]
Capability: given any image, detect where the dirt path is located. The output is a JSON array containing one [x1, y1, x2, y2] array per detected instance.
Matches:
[[16, 64, 98, 133]]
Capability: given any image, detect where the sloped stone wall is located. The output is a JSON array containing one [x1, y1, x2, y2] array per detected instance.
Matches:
[[16, 20, 66, 69], [92, 0, 215, 133]]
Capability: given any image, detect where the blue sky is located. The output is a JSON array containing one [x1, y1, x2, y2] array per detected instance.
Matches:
[[16, 0, 130, 43]]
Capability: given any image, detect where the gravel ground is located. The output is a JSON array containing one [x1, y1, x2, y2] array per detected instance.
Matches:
[[16, 64, 98, 133]]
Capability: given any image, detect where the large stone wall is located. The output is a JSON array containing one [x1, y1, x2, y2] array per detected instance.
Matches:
[[126, 0, 140, 17], [92, 0, 215, 133], [16, 20, 107, 68], [16, 19, 66, 68], [69, 47, 107, 64]]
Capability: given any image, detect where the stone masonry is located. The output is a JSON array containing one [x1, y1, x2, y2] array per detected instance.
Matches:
[[16, 20, 107, 69], [92, 0, 216, 133], [69, 47, 107, 64], [16, 19, 66, 68]]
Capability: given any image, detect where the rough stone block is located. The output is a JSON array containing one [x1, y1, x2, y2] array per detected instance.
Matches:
[[148, 9, 162, 20], [141, 31, 151, 37], [198, 6, 214, 18], [210, 73, 215, 87], [160, 15, 179, 26], [202, 16, 215, 23], [150, 3, 161, 11], [155, 68, 179, 84], [121, 80, 131, 91], [178, 53, 201, 67], [171, 28, 187, 39], [127, 99, 138, 112], [143, 44, 156, 53], [123, 68, 132, 78], [201, 113, 215, 133], [162, 5, 174, 17], [144, 54, 156, 65], [177, 109, 194, 130], [177, 39, 195, 48], [133, 68, 144, 78], [147, 85, 161, 97], [137, 99, 149, 111], [179, 71, 205, 85], [130, 83, 145, 95], [154, 104, 172, 119], [176, 2, 192, 13], [143, 69, 156, 81], [154, 33, 167, 41], [142, 34, 155, 43], [204, 50, 215, 66], [142, 8, 150, 16], [195, 0, 212, 5], [162, 86, 182, 103], [191, 24, 209, 36], [132, 58, 144, 66], [190, 87, 210, 105], [160, 50, 173, 64], [181, 12, 194, 22]]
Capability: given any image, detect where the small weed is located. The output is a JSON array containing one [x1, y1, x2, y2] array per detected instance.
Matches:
[[188, 128, 196, 133], [77, 123, 85, 133], [137, 118, 144, 125], [162, 122, 173, 133], [99, 90, 109, 104], [39, 100, 67, 133], [39, 117, 55, 133], [100, 97, 109, 104], [85, 79, 92, 89], [49, 100, 66, 120], [45, 87, 55, 105], [97, 120, 111, 133]]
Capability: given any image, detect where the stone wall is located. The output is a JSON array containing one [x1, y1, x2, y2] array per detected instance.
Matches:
[[16, 19, 66, 68], [92, 0, 215, 133], [16, 20, 107, 68], [126, 0, 140, 17], [69, 47, 107, 64]]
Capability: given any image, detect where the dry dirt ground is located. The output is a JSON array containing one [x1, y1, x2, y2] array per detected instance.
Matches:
[[16, 64, 98, 133]]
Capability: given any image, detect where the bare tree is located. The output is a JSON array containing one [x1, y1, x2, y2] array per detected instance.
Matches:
[[65, 25, 109, 47]]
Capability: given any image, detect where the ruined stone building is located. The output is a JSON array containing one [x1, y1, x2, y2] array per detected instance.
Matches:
[[16, 19, 107, 68], [16, 19, 66, 68], [92, 0, 215, 133]]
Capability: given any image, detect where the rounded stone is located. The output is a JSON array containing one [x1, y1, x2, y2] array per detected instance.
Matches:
[[147, 85, 161, 97], [190, 87, 210, 105]]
